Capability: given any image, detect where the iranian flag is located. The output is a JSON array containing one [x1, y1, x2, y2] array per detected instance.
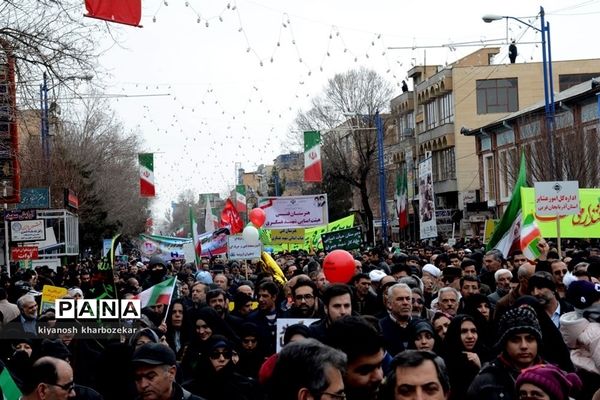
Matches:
[[395, 168, 409, 229], [487, 152, 527, 257], [204, 196, 218, 233], [139, 153, 155, 197], [236, 185, 247, 212], [521, 213, 543, 260], [304, 131, 322, 182], [135, 276, 176, 308], [189, 207, 201, 264], [85, 0, 142, 27]]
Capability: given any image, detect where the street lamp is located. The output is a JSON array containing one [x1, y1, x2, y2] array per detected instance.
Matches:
[[483, 6, 556, 176]]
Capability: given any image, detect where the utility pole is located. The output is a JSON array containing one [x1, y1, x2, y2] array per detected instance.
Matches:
[[376, 111, 388, 247]]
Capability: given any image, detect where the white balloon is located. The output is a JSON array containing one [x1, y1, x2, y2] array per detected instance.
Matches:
[[242, 225, 260, 245]]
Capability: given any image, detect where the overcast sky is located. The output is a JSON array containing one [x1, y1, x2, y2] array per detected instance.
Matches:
[[85, 0, 600, 218]]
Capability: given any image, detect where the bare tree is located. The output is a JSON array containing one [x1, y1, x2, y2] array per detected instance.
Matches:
[[1, 0, 111, 106], [19, 96, 150, 251], [295, 68, 393, 244]]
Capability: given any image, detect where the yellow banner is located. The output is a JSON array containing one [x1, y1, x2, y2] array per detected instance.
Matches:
[[521, 188, 600, 238], [270, 228, 305, 244], [40, 285, 68, 314], [266, 215, 355, 251]]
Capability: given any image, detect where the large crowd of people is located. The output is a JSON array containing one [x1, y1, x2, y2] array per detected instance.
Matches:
[[0, 237, 599, 400]]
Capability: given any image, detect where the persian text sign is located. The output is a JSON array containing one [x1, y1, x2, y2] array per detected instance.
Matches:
[[258, 195, 328, 229], [270, 228, 305, 244], [227, 235, 262, 260], [534, 181, 580, 216], [11, 219, 45, 241], [321, 227, 362, 252], [11, 246, 38, 260], [522, 188, 600, 238], [41, 285, 68, 313]]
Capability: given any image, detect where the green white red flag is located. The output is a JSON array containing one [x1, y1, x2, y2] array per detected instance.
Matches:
[[304, 131, 322, 182], [135, 276, 176, 308], [487, 152, 527, 257], [521, 213, 543, 260], [395, 168, 409, 229], [204, 196, 218, 233], [139, 153, 155, 197], [189, 207, 201, 264], [236, 185, 247, 212]]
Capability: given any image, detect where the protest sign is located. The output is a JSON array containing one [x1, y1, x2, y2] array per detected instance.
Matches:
[[258, 195, 329, 229], [227, 235, 262, 260], [11, 246, 38, 261], [321, 227, 362, 252], [534, 181, 580, 216], [11, 219, 45, 241], [521, 187, 600, 238], [270, 228, 305, 245], [41, 285, 68, 313], [275, 318, 319, 353]]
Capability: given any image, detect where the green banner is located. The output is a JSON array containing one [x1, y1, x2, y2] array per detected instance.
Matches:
[[521, 188, 600, 238], [322, 226, 362, 252]]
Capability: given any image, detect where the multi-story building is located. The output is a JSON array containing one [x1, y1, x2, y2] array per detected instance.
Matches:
[[389, 47, 600, 239], [465, 78, 600, 211], [272, 152, 303, 196]]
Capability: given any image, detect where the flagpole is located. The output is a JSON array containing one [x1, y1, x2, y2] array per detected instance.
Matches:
[[556, 217, 562, 258], [161, 277, 178, 325]]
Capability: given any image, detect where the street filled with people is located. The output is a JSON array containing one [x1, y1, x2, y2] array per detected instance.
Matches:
[[0, 238, 599, 400]]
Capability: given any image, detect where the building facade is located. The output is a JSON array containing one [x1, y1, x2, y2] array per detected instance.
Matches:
[[388, 47, 600, 239]]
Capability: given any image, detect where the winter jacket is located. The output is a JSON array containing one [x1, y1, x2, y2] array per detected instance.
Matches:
[[560, 310, 600, 375], [467, 355, 541, 400]]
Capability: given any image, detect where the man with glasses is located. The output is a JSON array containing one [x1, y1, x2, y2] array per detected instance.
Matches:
[[268, 338, 347, 400], [21, 356, 76, 400], [283, 279, 324, 319], [132, 343, 205, 400], [550, 260, 569, 299]]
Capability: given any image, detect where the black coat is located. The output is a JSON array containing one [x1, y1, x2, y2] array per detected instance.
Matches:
[[378, 315, 411, 357]]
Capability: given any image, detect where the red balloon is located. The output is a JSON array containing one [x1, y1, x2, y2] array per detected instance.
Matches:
[[249, 208, 267, 228], [323, 250, 356, 283]]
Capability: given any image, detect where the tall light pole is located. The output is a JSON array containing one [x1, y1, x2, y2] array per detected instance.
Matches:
[[483, 6, 556, 177], [375, 111, 389, 247]]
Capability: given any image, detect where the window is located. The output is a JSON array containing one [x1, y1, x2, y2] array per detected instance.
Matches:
[[482, 155, 496, 202], [498, 148, 517, 201], [426, 101, 438, 129], [480, 134, 491, 151], [496, 129, 515, 146], [400, 113, 415, 137], [519, 120, 541, 140], [554, 111, 573, 130], [439, 93, 454, 124], [581, 101, 598, 123], [559, 73, 600, 91], [476, 78, 519, 114], [432, 148, 456, 182]]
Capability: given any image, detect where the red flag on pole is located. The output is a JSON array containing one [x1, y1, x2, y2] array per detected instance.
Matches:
[[85, 0, 142, 27], [220, 198, 243, 234]]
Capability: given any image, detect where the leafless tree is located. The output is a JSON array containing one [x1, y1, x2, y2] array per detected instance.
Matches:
[[295, 68, 394, 244], [1, 0, 112, 105], [19, 96, 150, 249]]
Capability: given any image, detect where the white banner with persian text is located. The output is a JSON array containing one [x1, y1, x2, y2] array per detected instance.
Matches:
[[227, 235, 262, 260], [258, 195, 329, 229]]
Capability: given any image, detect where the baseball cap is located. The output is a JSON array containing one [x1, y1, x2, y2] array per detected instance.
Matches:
[[132, 343, 176, 366]]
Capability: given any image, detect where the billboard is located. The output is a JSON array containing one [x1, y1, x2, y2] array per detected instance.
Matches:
[[418, 156, 437, 239]]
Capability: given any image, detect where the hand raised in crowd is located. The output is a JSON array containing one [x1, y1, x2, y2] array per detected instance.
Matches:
[[463, 351, 481, 368], [537, 238, 550, 260]]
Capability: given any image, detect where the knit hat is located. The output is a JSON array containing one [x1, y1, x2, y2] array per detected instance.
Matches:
[[422, 264, 441, 278], [495, 305, 542, 349], [516, 364, 582, 400], [566, 280, 600, 309]]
